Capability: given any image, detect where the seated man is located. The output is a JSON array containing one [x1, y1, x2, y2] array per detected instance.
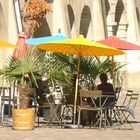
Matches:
[[95, 73, 114, 93], [95, 73, 116, 126], [95, 73, 115, 106]]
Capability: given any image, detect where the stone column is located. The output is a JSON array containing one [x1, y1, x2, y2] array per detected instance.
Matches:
[[106, 0, 118, 36], [90, 0, 106, 40], [126, 0, 140, 90], [127, 0, 140, 41]]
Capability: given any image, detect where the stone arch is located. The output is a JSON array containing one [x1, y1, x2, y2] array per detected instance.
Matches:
[[67, 4, 75, 30], [79, 5, 91, 37]]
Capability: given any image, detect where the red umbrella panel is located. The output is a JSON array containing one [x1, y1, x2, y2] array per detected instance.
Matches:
[[99, 35, 140, 50], [99, 35, 140, 85], [13, 32, 28, 58]]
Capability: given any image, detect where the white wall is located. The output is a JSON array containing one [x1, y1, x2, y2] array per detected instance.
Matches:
[[0, 0, 17, 68]]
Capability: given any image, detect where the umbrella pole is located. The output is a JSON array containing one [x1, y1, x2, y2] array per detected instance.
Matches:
[[111, 56, 115, 86], [73, 55, 80, 124]]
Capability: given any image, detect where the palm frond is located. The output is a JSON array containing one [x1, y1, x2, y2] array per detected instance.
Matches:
[[0, 47, 46, 86]]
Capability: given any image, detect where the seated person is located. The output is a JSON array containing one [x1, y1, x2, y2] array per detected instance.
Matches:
[[95, 73, 115, 106]]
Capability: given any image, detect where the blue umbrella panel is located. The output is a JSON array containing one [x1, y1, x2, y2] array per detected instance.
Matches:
[[25, 32, 68, 45]]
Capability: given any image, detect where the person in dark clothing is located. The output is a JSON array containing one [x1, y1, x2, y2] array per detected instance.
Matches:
[[95, 73, 114, 93], [95, 73, 115, 106], [95, 73, 115, 125]]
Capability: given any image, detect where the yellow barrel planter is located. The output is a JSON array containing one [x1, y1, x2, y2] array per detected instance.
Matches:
[[12, 108, 35, 130]]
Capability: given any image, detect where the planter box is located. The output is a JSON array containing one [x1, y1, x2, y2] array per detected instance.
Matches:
[[12, 108, 35, 130]]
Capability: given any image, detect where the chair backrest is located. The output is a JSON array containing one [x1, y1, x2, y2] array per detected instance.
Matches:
[[122, 90, 133, 106], [80, 90, 102, 98], [123, 92, 139, 119], [115, 87, 122, 102], [79, 89, 102, 107], [129, 93, 139, 110]]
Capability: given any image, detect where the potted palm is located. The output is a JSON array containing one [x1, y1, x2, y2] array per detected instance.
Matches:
[[0, 46, 46, 130]]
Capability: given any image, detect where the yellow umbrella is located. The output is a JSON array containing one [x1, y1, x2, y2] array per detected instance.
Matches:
[[37, 35, 124, 124], [0, 40, 18, 48]]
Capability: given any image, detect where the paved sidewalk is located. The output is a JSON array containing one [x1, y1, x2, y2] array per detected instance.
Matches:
[[0, 124, 140, 140], [0, 93, 140, 140]]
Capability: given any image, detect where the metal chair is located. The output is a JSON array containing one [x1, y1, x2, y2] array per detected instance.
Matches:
[[120, 93, 139, 120], [0, 86, 13, 124], [61, 84, 80, 125], [0, 82, 20, 126], [77, 90, 102, 129], [113, 92, 139, 129], [61, 94, 75, 124], [115, 87, 122, 104], [120, 90, 133, 106], [113, 90, 133, 118], [100, 93, 116, 128]]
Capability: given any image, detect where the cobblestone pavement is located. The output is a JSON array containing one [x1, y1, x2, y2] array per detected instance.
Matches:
[[0, 93, 140, 140]]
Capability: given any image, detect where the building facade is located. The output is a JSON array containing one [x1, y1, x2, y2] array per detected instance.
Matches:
[[0, 0, 140, 90]]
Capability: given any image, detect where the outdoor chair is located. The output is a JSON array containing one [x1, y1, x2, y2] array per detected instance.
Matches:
[[0, 85, 16, 124], [112, 90, 133, 128], [120, 93, 139, 120], [37, 92, 63, 127], [113, 90, 133, 115], [61, 94, 76, 124], [100, 93, 116, 128], [113, 92, 139, 129], [115, 87, 122, 104], [120, 90, 133, 106], [77, 89, 103, 129], [37, 85, 64, 127], [61, 84, 81, 125], [0, 82, 25, 126], [36, 97, 50, 127]]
